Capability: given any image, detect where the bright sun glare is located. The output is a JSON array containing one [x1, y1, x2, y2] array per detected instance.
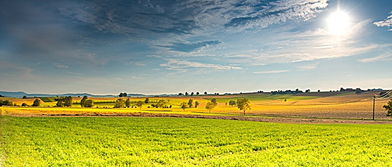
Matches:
[[327, 10, 351, 36]]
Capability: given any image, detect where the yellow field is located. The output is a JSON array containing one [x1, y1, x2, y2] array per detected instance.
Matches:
[[1, 92, 391, 120]]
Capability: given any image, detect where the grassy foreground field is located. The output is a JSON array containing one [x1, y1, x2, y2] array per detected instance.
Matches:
[[1, 116, 392, 166]]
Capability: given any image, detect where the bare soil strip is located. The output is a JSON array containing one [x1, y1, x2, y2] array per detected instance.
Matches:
[[4, 112, 392, 124]]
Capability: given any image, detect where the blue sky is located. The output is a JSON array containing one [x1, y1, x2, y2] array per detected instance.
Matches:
[[0, 0, 391, 94]]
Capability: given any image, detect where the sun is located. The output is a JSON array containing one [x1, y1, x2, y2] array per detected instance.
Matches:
[[326, 10, 352, 36]]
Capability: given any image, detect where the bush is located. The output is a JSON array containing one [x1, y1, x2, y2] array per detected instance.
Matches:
[[114, 99, 126, 108], [32, 99, 40, 107], [384, 100, 392, 116], [84, 100, 94, 108]]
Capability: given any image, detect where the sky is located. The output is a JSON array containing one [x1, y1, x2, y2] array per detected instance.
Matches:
[[0, 0, 391, 95]]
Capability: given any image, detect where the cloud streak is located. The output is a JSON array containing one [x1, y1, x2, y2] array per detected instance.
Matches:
[[160, 59, 241, 71], [253, 70, 289, 74], [374, 11, 392, 31]]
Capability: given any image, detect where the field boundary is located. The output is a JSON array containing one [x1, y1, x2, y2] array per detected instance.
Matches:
[[4, 112, 392, 124]]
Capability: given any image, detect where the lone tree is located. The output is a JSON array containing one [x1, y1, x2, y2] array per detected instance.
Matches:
[[211, 98, 217, 105], [188, 99, 193, 108], [119, 92, 127, 97], [125, 98, 131, 108], [114, 99, 126, 108], [205, 102, 216, 112], [56, 98, 65, 107], [144, 98, 150, 104], [237, 98, 251, 115], [180, 102, 188, 111], [64, 96, 72, 107], [384, 99, 392, 116], [80, 96, 88, 107], [32, 99, 40, 107], [194, 101, 200, 108]]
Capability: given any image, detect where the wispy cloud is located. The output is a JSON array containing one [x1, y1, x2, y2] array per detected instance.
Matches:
[[159, 40, 221, 52], [253, 70, 289, 74], [374, 11, 392, 31], [160, 59, 241, 71], [359, 53, 392, 63], [297, 63, 319, 70]]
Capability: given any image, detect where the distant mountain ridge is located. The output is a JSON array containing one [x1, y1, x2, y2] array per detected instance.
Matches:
[[0, 91, 145, 98]]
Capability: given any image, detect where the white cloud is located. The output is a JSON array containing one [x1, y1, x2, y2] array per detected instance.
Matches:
[[297, 63, 319, 70], [160, 59, 241, 71], [373, 12, 392, 31], [253, 70, 289, 74], [359, 53, 392, 63], [229, 20, 386, 65]]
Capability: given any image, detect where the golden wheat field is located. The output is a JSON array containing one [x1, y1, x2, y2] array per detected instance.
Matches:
[[1, 91, 390, 120]]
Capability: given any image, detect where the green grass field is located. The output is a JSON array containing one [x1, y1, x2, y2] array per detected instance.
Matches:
[[1, 116, 392, 166]]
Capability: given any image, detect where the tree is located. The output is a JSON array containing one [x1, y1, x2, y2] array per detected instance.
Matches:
[[384, 99, 392, 116], [156, 100, 167, 108], [114, 99, 126, 108], [191, 92, 194, 96], [185, 92, 189, 96], [136, 101, 143, 110], [125, 98, 131, 108], [228, 100, 236, 106], [32, 99, 40, 107], [180, 102, 188, 111], [84, 99, 94, 107], [80, 96, 88, 107], [56, 98, 65, 107], [211, 98, 217, 105], [119, 92, 127, 97], [196, 92, 200, 95], [237, 98, 251, 115], [64, 96, 72, 107], [0, 100, 13, 106], [22, 96, 27, 99], [204, 92, 207, 95], [188, 99, 193, 108], [205, 102, 216, 112], [195, 101, 200, 108], [144, 98, 150, 104], [21, 103, 28, 107]]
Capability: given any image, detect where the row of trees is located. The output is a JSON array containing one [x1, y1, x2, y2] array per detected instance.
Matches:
[[178, 92, 209, 96], [56, 96, 72, 107]]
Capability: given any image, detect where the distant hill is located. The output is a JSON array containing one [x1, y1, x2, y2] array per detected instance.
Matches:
[[0, 91, 145, 98]]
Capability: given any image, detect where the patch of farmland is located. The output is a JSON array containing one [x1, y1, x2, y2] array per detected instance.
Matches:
[[1, 117, 392, 166]]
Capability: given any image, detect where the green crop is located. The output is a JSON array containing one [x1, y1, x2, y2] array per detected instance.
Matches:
[[1, 117, 392, 166]]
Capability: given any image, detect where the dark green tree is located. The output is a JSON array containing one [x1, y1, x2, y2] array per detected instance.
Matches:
[[114, 99, 126, 108], [144, 98, 150, 104], [84, 99, 94, 107], [64, 96, 72, 107], [56, 98, 65, 107], [228, 100, 236, 106], [180, 102, 188, 111], [188, 99, 193, 108], [80, 96, 88, 107], [125, 98, 131, 108], [211, 98, 217, 105], [195, 101, 200, 108], [32, 99, 40, 107]]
